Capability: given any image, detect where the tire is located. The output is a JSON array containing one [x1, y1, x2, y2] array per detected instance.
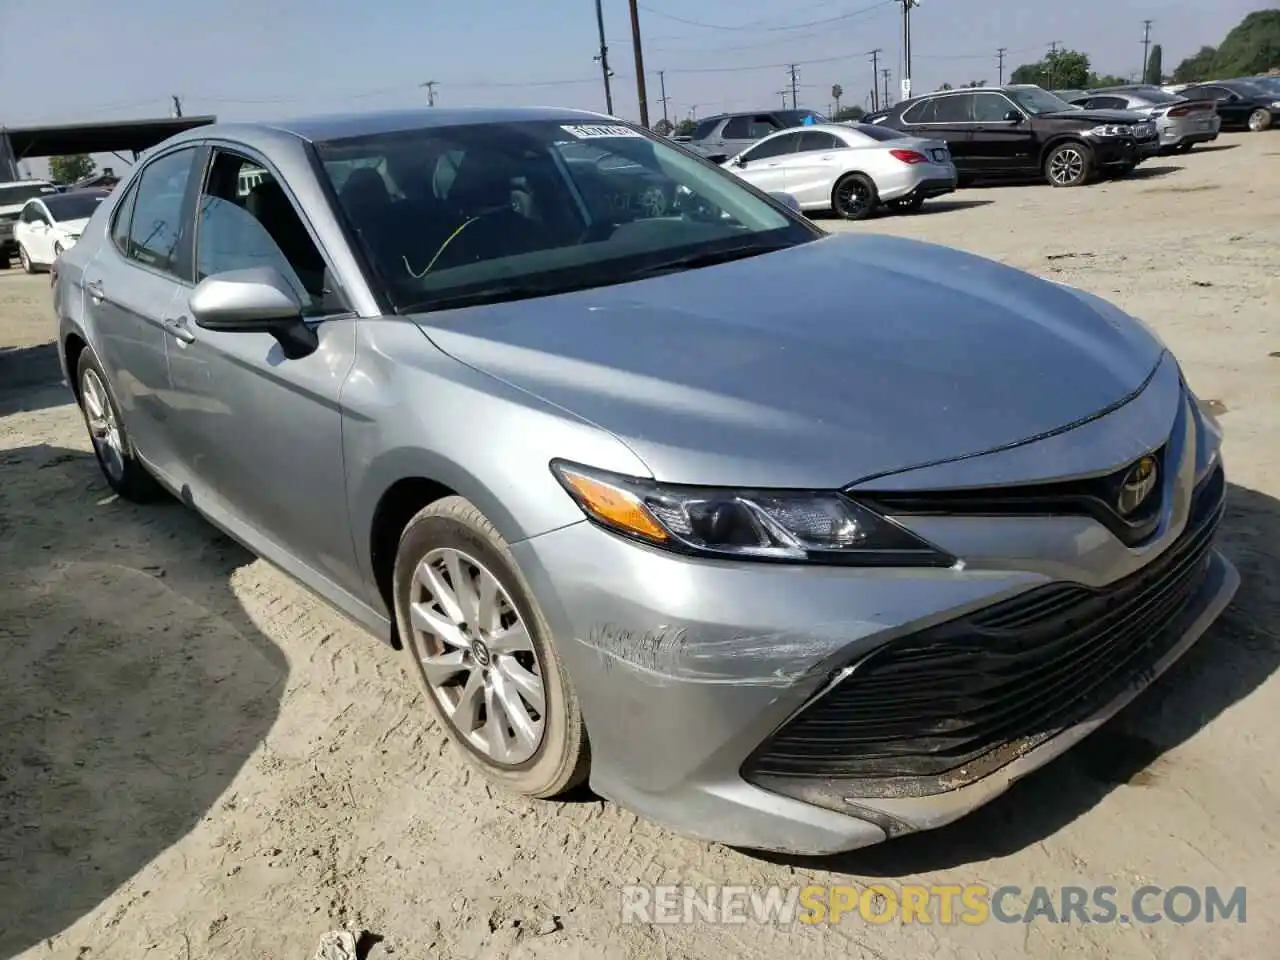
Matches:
[[75, 348, 164, 502], [393, 496, 589, 798], [18, 244, 36, 274], [1247, 109, 1272, 132], [1044, 141, 1092, 187], [889, 195, 926, 213], [0, 250, 10, 270], [831, 173, 879, 220]]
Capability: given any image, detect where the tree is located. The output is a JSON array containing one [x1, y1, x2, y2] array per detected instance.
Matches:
[[1010, 48, 1090, 89], [1172, 45, 1218, 83], [1089, 72, 1130, 88], [651, 118, 674, 136], [673, 118, 695, 137], [833, 105, 865, 121], [962, 80, 987, 87], [1212, 9, 1280, 77], [831, 83, 844, 115], [49, 154, 95, 184], [936, 81, 954, 91], [1144, 43, 1164, 84]]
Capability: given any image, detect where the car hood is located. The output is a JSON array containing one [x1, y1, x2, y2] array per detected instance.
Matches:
[[412, 233, 1165, 488], [1041, 107, 1150, 123]]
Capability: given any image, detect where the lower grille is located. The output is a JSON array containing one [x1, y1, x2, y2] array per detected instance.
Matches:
[[743, 464, 1226, 797]]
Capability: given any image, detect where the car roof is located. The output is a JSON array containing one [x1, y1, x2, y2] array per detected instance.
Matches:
[[161, 106, 620, 149]]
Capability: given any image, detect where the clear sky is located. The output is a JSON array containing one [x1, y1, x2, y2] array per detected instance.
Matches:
[[1, 0, 1272, 176]]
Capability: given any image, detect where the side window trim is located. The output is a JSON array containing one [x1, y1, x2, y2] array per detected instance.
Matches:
[[108, 176, 141, 258], [195, 140, 352, 317]]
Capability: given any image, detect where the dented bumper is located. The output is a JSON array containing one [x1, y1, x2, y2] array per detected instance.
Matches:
[[509, 446, 1236, 854]]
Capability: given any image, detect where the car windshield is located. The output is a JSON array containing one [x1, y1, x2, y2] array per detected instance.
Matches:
[[1005, 87, 1074, 115], [316, 118, 817, 313], [42, 191, 106, 222], [0, 182, 57, 206], [1230, 81, 1268, 97]]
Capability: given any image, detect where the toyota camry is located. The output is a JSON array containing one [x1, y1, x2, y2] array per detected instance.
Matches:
[[51, 107, 1237, 855]]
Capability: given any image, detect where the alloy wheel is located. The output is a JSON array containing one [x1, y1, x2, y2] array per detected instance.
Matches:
[[1049, 148, 1085, 185], [18, 246, 31, 273], [408, 547, 546, 765], [81, 367, 125, 483], [1248, 109, 1269, 132], [835, 178, 872, 218]]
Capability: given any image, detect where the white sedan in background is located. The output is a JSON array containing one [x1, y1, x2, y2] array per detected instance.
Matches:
[[722, 122, 957, 221], [13, 189, 109, 273]]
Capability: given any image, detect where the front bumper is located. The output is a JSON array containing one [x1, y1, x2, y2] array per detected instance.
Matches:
[[1092, 135, 1162, 167], [511, 363, 1238, 854]]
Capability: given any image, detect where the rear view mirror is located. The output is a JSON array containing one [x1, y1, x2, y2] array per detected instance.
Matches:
[[733, 156, 747, 167], [189, 266, 317, 359], [1004, 110, 1024, 123]]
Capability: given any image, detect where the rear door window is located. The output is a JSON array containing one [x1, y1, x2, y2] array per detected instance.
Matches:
[[932, 95, 975, 123]]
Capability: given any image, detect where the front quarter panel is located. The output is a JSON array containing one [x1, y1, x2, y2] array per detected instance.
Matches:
[[343, 318, 652, 608]]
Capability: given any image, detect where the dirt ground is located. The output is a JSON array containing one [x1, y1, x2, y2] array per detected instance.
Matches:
[[2, 133, 1277, 960]]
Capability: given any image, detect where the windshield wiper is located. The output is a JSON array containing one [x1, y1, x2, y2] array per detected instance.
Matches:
[[627, 241, 798, 279], [404, 278, 605, 313]]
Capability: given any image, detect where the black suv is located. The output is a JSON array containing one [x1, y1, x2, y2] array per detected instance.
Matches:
[[1178, 80, 1280, 132], [684, 109, 827, 163], [878, 85, 1160, 187]]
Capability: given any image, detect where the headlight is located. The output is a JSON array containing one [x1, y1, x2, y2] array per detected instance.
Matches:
[[1087, 124, 1133, 137], [1271, 101, 1280, 109], [550, 460, 954, 567]]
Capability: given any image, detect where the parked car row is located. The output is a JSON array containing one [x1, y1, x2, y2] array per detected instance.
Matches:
[[0, 178, 59, 268], [48, 104, 1238, 856], [1064, 86, 1221, 152]]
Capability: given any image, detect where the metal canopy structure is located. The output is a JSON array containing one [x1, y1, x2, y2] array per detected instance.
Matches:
[[1, 116, 216, 180]]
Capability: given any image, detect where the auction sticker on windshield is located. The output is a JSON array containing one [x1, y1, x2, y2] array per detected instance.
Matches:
[[560, 123, 644, 139]]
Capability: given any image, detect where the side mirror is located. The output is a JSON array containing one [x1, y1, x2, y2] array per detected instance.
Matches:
[[189, 266, 317, 359], [768, 191, 802, 213], [1004, 110, 1024, 124]]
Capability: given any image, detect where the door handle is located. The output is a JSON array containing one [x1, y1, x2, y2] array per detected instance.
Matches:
[[85, 279, 106, 304], [162, 316, 197, 345]]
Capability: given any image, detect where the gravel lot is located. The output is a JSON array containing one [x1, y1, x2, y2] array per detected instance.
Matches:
[[2, 132, 1277, 960]]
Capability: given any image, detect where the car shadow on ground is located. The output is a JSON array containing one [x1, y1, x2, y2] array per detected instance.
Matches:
[[0, 342, 73, 416], [752, 480, 1280, 876], [1182, 143, 1239, 155], [0, 443, 288, 958], [1122, 164, 1183, 181]]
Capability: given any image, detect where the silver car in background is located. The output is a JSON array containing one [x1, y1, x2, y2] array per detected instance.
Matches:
[[1070, 86, 1221, 153], [723, 122, 957, 220], [52, 107, 1237, 855]]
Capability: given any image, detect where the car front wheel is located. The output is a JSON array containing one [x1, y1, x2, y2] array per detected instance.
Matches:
[[18, 244, 36, 274], [393, 496, 589, 798], [1045, 142, 1093, 187], [1247, 109, 1272, 132], [75, 348, 164, 502]]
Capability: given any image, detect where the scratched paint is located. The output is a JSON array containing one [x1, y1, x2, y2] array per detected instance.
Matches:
[[580, 621, 865, 686]]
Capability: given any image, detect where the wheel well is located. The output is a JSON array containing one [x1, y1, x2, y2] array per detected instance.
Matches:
[[369, 476, 457, 649], [1040, 137, 1090, 167], [831, 171, 874, 201], [63, 334, 87, 401]]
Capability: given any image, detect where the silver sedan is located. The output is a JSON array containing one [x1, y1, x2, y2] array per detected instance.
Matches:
[[52, 107, 1236, 855], [722, 122, 957, 220]]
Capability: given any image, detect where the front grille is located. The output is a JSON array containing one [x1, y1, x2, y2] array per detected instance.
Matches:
[[861, 446, 1168, 548], [743, 463, 1225, 797]]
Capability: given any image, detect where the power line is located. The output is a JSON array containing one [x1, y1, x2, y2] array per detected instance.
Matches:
[[644, 2, 896, 56], [637, 1, 896, 34]]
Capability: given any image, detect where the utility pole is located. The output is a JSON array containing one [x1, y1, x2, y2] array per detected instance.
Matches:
[[627, 0, 650, 128], [777, 89, 789, 109], [869, 49, 882, 110], [593, 0, 614, 115], [1141, 20, 1154, 83], [900, 0, 917, 102], [787, 64, 800, 110], [1047, 41, 1061, 89], [882, 67, 892, 109], [420, 81, 438, 106], [996, 47, 1007, 86], [657, 70, 671, 126], [170, 95, 183, 118]]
